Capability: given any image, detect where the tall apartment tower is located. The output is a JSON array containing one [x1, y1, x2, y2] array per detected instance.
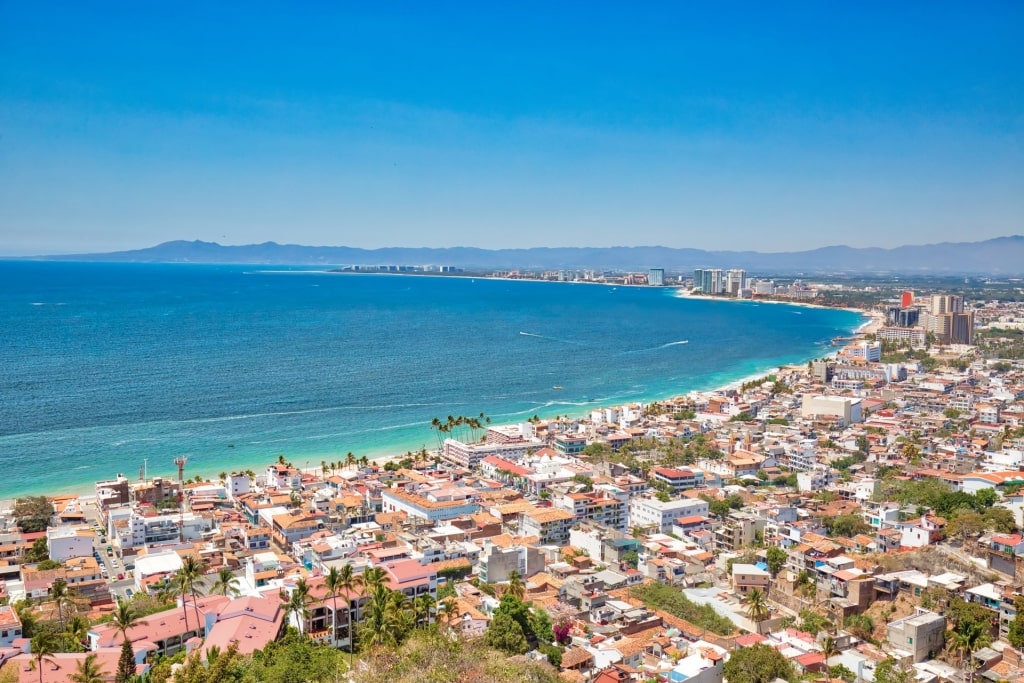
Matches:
[[930, 294, 964, 315], [901, 291, 914, 308], [726, 269, 747, 296], [648, 268, 665, 287]]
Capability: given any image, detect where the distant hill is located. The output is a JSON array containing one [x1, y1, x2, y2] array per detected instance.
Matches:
[[24, 235, 1024, 275]]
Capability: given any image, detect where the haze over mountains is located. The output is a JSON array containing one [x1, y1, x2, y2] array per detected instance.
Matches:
[[24, 236, 1024, 275]]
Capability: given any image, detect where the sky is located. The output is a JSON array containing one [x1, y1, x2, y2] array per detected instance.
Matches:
[[1, 2, 1022, 255]]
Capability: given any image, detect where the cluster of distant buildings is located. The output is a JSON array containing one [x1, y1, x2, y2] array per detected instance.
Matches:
[[691, 268, 814, 299], [880, 292, 975, 346]]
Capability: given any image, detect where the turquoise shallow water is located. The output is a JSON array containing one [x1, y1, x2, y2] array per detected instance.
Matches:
[[0, 262, 863, 498]]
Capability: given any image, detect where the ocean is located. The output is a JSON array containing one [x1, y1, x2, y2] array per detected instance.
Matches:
[[0, 261, 864, 498]]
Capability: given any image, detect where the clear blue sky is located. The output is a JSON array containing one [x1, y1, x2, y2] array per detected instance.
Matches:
[[1, 2, 1021, 254]]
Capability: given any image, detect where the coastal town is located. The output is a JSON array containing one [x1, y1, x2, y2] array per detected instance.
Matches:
[[3, 288, 1024, 683]]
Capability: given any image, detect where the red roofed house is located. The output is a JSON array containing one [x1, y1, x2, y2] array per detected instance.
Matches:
[[200, 595, 285, 659]]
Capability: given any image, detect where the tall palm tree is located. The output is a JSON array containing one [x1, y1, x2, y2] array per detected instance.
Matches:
[[111, 599, 140, 642], [336, 565, 362, 666], [820, 635, 840, 668], [30, 633, 57, 683], [324, 566, 344, 646], [358, 455, 369, 468], [413, 594, 435, 629], [745, 588, 770, 633], [361, 566, 388, 592], [507, 571, 526, 601], [281, 579, 312, 637], [360, 583, 402, 649], [177, 555, 206, 631], [210, 567, 240, 597], [345, 452, 356, 471], [110, 600, 140, 683], [50, 578, 72, 633], [69, 653, 107, 683], [950, 621, 992, 681]]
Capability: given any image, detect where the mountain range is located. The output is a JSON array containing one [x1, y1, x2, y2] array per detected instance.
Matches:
[[23, 235, 1024, 275]]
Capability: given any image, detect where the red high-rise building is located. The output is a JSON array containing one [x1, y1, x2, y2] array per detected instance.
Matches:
[[901, 291, 914, 308]]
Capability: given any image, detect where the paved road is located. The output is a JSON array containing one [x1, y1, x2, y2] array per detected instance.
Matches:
[[81, 498, 133, 598]]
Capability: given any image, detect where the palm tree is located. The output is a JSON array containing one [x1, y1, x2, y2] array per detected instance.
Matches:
[[361, 566, 388, 592], [110, 600, 140, 683], [177, 555, 206, 631], [30, 633, 57, 683], [413, 594, 435, 629], [345, 452, 356, 471], [507, 571, 526, 601], [439, 597, 459, 632], [64, 613, 91, 652], [949, 621, 992, 681], [211, 567, 240, 597], [745, 588, 770, 633], [69, 653, 107, 683], [335, 565, 362, 665], [324, 566, 344, 646], [281, 578, 312, 637], [360, 583, 402, 649], [111, 599, 140, 641], [820, 634, 840, 668], [50, 578, 72, 633], [358, 455, 369, 468]]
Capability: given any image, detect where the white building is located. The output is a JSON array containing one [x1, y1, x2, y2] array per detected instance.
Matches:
[[133, 550, 184, 592], [629, 497, 709, 533], [670, 640, 727, 683], [441, 438, 531, 469], [117, 510, 211, 549], [846, 341, 881, 362], [801, 395, 863, 425], [46, 525, 95, 562], [797, 468, 835, 493], [226, 473, 252, 500]]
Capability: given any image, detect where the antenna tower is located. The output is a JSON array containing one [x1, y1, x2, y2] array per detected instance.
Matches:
[[174, 455, 188, 542]]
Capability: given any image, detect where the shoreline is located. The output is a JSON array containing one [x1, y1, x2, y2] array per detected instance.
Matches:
[[7, 305, 872, 501]]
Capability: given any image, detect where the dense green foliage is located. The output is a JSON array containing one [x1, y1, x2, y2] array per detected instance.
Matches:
[[150, 629, 348, 683], [823, 514, 872, 537], [630, 582, 735, 635], [356, 629, 560, 683], [877, 476, 1018, 532], [765, 547, 787, 575], [873, 658, 915, 683], [722, 643, 795, 683], [485, 611, 529, 655], [13, 496, 52, 532]]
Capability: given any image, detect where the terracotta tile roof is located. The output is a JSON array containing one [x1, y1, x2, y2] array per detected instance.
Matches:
[[561, 647, 595, 669]]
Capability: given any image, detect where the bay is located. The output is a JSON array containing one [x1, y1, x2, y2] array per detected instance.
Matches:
[[0, 261, 863, 498]]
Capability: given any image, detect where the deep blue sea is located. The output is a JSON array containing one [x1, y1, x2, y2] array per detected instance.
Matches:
[[0, 262, 864, 498]]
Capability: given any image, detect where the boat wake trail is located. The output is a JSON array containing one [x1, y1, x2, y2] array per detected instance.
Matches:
[[621, 340, 689, 355], [519, 331, 586, 346]]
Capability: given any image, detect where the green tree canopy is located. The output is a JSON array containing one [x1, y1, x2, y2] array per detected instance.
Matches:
[[723, 643, 795, 683], [484, 611, 529, 655], [765, 547, 787, 575], [874, 658, 915, 683], [13, 496, 52, 533]]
